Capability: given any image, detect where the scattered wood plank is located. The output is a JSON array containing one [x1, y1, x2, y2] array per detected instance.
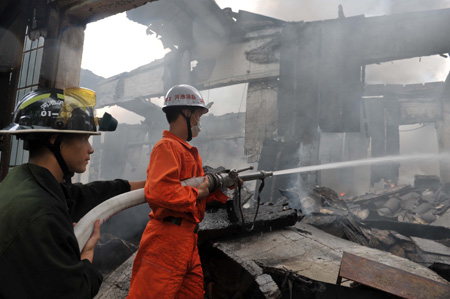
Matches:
[[337, 251, 450, 298], [361, 220, 450, 240]]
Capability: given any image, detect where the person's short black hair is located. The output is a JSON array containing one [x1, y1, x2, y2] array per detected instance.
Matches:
[[164, 107, 181, 123], [24, 133, 52, 158], [25, 133, 74, 157], [164, 106, 197, 123]]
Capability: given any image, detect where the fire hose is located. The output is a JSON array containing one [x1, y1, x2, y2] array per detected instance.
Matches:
[[74, 167, 273, 252]]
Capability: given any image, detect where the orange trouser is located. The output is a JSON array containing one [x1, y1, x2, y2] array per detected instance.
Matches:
[[127, 219, 204, 299]]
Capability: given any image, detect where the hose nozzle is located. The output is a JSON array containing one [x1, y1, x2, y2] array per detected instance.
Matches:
[[238, 170, 273, 181], [181, 168, 273, 192]]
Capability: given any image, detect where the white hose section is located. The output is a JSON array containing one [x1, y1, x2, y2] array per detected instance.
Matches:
[[74, 179, 203, 253], [74, 188, 146, 253]]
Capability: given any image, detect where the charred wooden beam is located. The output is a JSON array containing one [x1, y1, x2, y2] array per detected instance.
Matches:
[[353, 185, 414, 205], [364, 83, 444, 99], [64, 0, 157, 24]]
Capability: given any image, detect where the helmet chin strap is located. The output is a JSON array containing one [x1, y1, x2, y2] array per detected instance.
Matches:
[[182, 111, 193, 141], [45, 135, 74, 184]]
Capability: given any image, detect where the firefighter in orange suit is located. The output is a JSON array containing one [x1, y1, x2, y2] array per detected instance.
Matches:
[[128, 84, 234, 298]]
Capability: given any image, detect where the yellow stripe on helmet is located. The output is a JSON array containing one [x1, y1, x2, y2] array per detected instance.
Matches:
[[20, 92, 64, 109]]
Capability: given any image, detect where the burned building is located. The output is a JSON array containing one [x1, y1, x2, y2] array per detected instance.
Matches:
[[86, 2, 450, 196], [2, 0, 450, 298]]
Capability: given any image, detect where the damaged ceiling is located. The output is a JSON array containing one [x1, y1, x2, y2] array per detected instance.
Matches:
[[3, 0, 450, 297], [85, 2, 450, 187], [84, 2, 450, 298]]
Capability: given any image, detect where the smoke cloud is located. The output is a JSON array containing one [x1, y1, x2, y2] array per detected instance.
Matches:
[[79, 1, 450, 235]]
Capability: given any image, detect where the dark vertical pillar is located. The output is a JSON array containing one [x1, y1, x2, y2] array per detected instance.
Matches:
[[0, 0, 27, 181], [367, 99, 386, 186], [55, 15, 86, 89], [385, 97, 400, 184], [278, 22, 320, 185], [40, 7, 86, 89], [367, 97, 400, 186], [38, 6, 61, 88], [317, 17, 363, 133]]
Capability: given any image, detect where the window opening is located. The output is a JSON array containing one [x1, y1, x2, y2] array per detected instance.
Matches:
[[9, 27, 44, 168]]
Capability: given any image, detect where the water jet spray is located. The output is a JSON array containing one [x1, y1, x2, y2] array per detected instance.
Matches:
[[75, 153, 447, 250]]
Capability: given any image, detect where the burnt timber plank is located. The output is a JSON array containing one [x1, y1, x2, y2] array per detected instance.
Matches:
[[65, 0, 156, 24], [337, 251, 450, 298], [361, 220, 450, 240], [213, 222, 449, 286]]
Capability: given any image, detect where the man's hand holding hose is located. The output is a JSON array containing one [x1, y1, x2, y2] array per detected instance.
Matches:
[[81, 219, 101, 263], [196, 176, 210, 200], [74, 219, 101, 262]]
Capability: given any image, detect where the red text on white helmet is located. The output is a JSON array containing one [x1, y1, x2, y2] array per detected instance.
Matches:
[[162, 84, 211, 114]]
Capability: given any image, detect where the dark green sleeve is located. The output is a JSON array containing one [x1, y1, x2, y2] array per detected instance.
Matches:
[[0, 213, 102, 299], [65, 179, 131, 222]]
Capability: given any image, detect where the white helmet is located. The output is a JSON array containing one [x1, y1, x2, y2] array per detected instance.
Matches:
[[162, 84, 212, 114]]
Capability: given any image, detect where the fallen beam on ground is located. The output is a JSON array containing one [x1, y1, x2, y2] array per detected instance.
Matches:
[[337, 251, 450, 298]]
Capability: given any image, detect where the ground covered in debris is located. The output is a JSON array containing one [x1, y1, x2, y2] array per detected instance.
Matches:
[[299, 175, 450, 268], [94, 174, 450, 298]]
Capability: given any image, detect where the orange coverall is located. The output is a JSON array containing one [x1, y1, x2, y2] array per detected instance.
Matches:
[[128, 130, 228, 299]]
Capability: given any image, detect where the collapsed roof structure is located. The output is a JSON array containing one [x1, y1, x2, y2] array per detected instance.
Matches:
[[86, 1, 450, 195], [83, 1, 450, 297], [2, 0, 450, 297]]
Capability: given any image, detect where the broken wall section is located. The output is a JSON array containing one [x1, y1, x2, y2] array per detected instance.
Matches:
[[245, 80, 278, 163]]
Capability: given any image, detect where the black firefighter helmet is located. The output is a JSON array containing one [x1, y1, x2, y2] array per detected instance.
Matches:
[[0, 87, 118, 183], [0, 87, 117, 138]]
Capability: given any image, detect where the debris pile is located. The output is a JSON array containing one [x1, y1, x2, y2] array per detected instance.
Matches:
[[287, 175, 450, 268], [94, 174, 450, 298], [348, 175, 449, 226]]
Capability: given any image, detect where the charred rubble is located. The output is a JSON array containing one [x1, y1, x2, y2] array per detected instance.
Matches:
[[93, 171, 450, 298], [295, 174, 450, 267]]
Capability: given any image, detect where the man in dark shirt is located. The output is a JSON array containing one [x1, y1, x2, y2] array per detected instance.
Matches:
[[0, 87, 145, 298]]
